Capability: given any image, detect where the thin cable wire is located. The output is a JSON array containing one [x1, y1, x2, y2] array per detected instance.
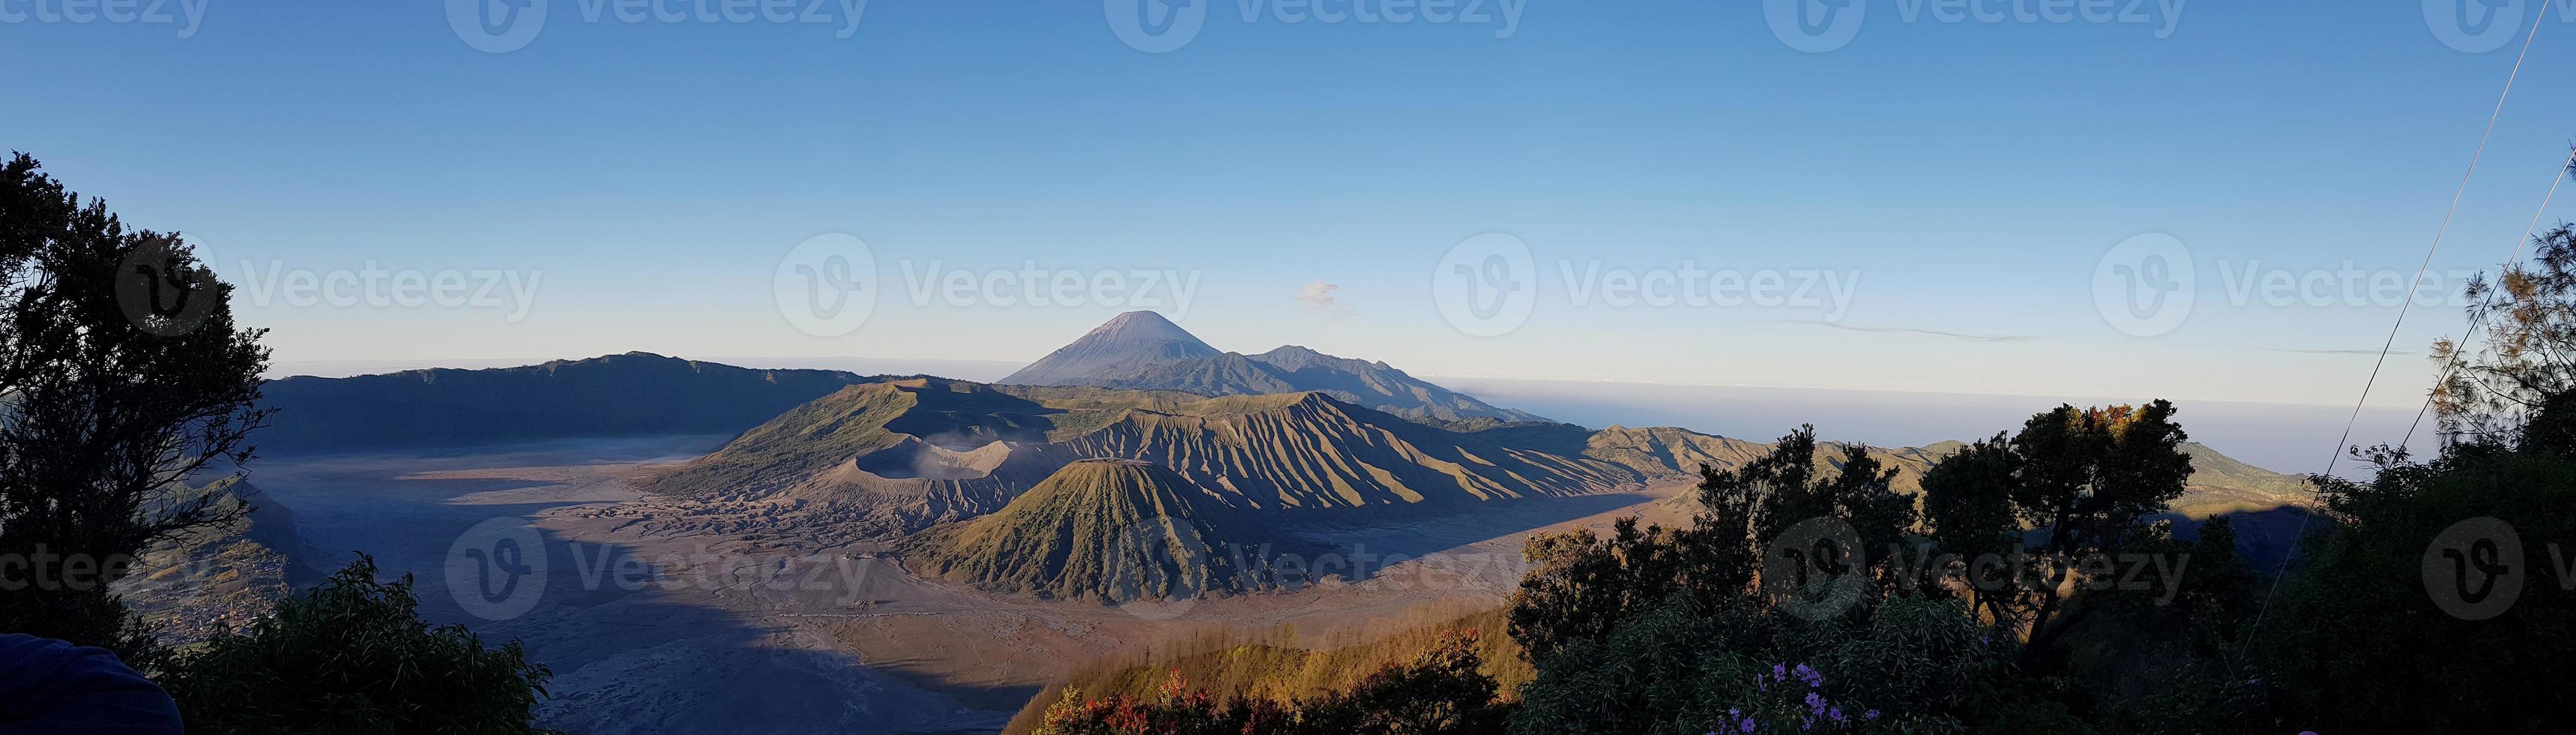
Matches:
[[2402, 146, 2576, 448], [2236, 8, 2549, 655]]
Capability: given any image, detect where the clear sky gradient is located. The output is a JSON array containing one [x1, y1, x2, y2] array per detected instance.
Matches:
[[7, 0, 2575, 410]]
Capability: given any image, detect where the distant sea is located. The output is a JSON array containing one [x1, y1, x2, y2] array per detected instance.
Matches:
[[1430, 377, 2443, 478]]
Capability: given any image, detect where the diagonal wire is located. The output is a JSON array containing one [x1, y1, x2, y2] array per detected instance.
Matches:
[[2235, 5, 2551, 656], [2402, 146, 2576, 448]]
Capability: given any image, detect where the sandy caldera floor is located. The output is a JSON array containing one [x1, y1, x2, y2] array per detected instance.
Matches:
[[245, 436, 1692, 734]]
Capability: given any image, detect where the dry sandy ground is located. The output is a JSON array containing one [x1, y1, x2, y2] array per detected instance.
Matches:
[[246, 436, 1694, 734]]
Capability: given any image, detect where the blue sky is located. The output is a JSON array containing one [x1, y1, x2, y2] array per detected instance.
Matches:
[[7, 0, 2575, 412]]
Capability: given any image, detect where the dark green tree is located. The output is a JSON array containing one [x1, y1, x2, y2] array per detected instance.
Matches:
[[1509, 427, 1921, 664], [2255, 437, 2576, 732], [0, 152, 271, 656], [1916, 402, 2192, 644], [1504, 517, 1716, 665], [1918, 433, 2027, 623]]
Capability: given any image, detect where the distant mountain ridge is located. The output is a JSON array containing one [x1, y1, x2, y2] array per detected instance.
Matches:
[[253, 352, 877, 454], [635, 374, 2319, 547], [1000, 311, 1544, 423]]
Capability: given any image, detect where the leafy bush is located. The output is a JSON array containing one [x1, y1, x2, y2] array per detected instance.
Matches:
[[1508, 596, 2078, 735], [2255, 442, 2576, 732], [158, 555, 555, 734]]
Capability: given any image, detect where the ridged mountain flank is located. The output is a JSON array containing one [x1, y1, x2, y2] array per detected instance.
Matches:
[[643, 382, 1630, 540], [902, 458, 1283, 601]]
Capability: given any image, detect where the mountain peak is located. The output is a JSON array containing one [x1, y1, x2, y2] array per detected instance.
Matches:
[[1000, 312, 1222, 386], [1085, 310, 1203, 344]]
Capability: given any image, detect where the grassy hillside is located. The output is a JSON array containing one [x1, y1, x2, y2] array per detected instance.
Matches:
[[903, 458, 1287, 600], [999, 607, 1530, 735]]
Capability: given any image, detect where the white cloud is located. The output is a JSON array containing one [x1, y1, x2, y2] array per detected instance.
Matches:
[[1296, 280, 1354, 316]]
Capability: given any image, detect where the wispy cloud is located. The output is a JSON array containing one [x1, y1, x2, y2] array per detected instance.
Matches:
[[1782, 320, 2040, 343], [1296, 280, 1354, 317]]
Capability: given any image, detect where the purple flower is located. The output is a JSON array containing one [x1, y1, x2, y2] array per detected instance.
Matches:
[[1793, 663, 1824, 688], [1863, 709, 1881, 721], [1827, 706, 1844, 723], [1739, 717, 1756, 733]]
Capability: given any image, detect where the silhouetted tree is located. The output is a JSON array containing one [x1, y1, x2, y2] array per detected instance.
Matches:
[[1916, 403, 2192, 644], [1509, 427, 1921, 664], [0, 152, 270, 657], [1918, 433, 2027, 623]]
